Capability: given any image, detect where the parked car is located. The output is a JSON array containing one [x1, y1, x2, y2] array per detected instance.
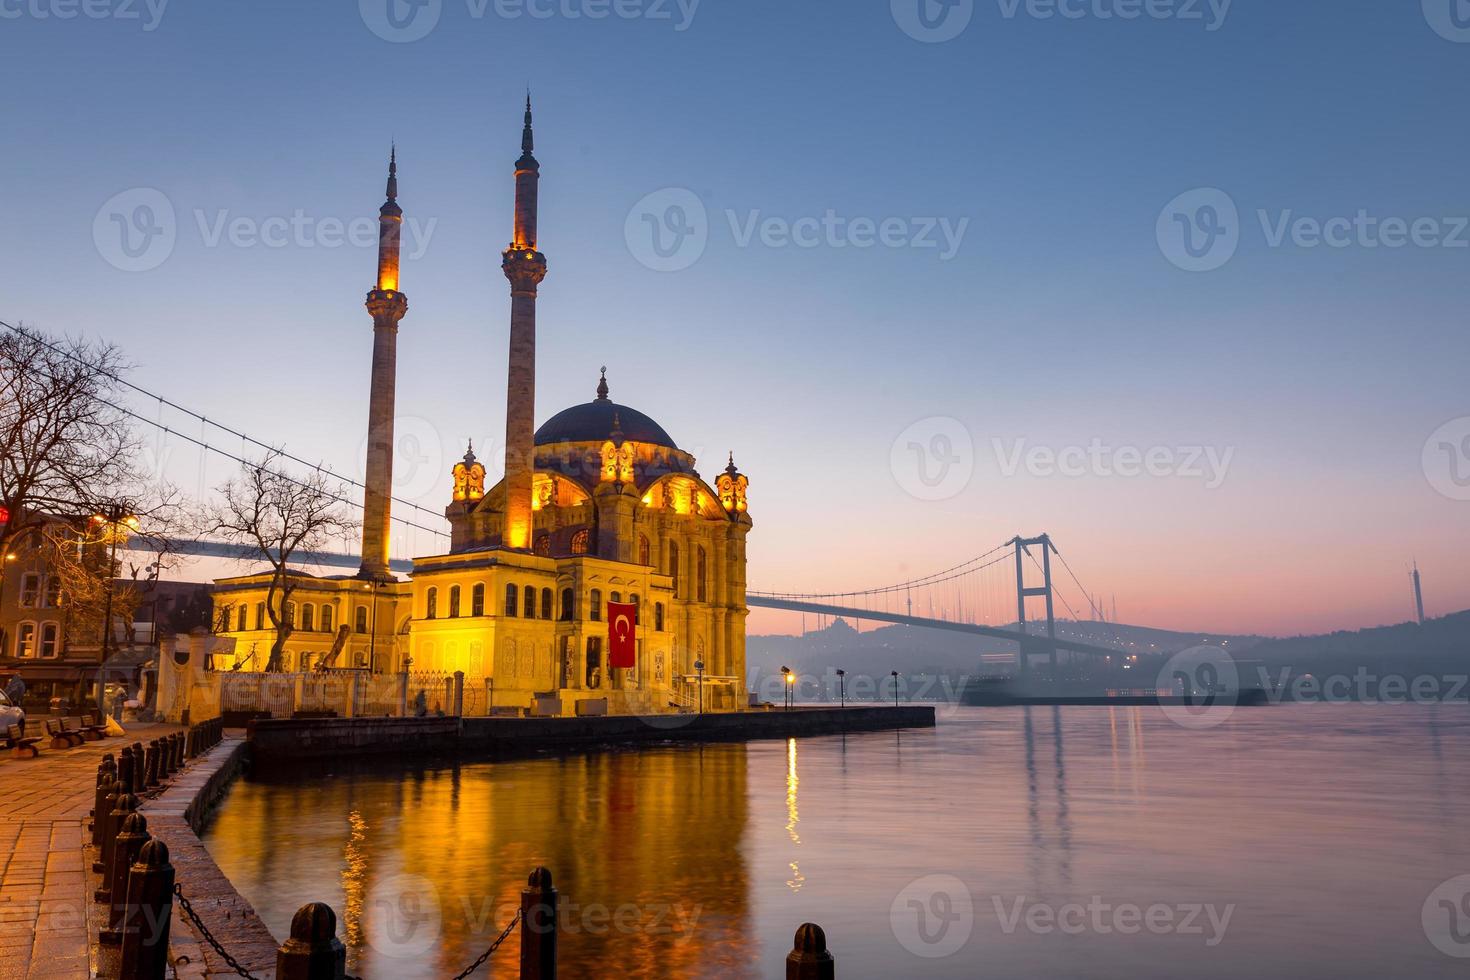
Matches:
[[0, 689, 25, 732]]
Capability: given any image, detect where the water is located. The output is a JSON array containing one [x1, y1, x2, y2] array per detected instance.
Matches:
[[202, 705, 1470, 978]]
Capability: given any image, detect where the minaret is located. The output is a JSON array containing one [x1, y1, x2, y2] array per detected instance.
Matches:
[[1412, 561, 1426, 625], [500, 96, 547, 550], [360, 146, 408, 580]]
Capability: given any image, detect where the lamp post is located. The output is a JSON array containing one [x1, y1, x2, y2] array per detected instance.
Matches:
[[780, 665, 791, 710], [836, 668, 846, 710], [363, 580, 381, 673], [890, 670, 900, 708], [694, 659, 704, 714], [92, 506, 138, 713]]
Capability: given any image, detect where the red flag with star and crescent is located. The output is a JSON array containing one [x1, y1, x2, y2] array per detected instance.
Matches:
[[608, 601, 637, 669]]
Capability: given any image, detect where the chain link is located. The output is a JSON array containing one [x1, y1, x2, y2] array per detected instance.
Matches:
[[172, 883, 265, 980], [448, 908, 522, 980]]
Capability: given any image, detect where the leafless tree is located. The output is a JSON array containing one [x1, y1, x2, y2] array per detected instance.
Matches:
[[0, 322, 141, 559], [207, 452, 357, 672]]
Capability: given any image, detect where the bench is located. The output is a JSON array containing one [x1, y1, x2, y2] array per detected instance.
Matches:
[[75, 712, 109, 740], [44, 718, 82, 749], [5, 724, 41, 758]]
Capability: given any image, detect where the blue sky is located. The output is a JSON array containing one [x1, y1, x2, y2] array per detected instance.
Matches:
[[4, 0, 1469, 634]]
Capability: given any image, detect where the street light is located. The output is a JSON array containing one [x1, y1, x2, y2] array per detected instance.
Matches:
[[890, 670, 900, 708], [694, 658, 705, 714], [363, 580, 382, 673], [780, 665, 791, 710], [92, 505, 138, 712], [836, 668, 846, 710]]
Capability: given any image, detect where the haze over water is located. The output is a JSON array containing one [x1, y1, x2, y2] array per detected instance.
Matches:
[[204, 705, 1470, 978]]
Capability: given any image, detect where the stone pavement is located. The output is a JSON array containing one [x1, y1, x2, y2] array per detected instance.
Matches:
[[0, 722, 180, 980]]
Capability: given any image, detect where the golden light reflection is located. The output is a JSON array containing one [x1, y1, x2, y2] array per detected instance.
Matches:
[[341, 809, 368, 953], [785, 738, 804, 893]]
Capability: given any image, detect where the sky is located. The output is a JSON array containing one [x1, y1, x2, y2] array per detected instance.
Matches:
[[3, 0, 1469, 637]]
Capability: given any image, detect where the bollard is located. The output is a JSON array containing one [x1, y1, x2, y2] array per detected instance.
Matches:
[[131, 742, 146, 793], [101, 813, 151, 945], [117, 746, 135, 800], [91, 756, 115, 823], [92, 774, 118, 847], [520, 866, 558, 980], [118, 839, 175, 980], [92, 778, 121, 870], [171, 732, 184, 770], [275, 902, 346, 980], [95, 793, 139, 902], [144, 741, 160, 788], [786, 923, 836, 980]]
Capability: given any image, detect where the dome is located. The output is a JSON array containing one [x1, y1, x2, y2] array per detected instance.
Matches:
[[534, 371, 678, 449]]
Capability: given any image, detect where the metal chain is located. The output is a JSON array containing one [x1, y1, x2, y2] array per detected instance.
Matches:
[[172, 883, 264, 980], [448, 908, 522, 980]]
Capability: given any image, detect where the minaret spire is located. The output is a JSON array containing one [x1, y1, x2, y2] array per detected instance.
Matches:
[[501, 99, 548, 551], [361, 149, 410, 580]]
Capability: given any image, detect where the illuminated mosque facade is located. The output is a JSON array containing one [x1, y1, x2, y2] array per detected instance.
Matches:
[[212, 101, 752, 714]]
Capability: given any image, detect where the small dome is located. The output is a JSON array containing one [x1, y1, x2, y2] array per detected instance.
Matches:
[[534, 369, 678, 449]]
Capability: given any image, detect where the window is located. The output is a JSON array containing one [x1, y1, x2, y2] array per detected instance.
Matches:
[[505, 584, 518, 617], [697, 546, 708, 602], [590, 589, 603, 622], [630, 593, 640, 624], [540, 588, 552, 620], [560, 588, 574, 621], [285, 602, 296, 627], [40, 623, 58, 658], [237, 606, 247, 632], [639, 534, 651, 566], [571, 529, 590, 555], [44, 577, 60, 608], [16, 623, 35, 658], [355, 606, 369, 634], [655, 602, 665, 632], [523, 585, 535, 619], [301, 604, 315, 632], [449, 585, 461, 618], [610, 591, 621, 604], [20, 574, 39, 607], [472, 583, 485, 617], [669, 542, 680, 598], [426, 587, 438, 620], [321, 605, 334, 633], [255, 603, 265, 630]]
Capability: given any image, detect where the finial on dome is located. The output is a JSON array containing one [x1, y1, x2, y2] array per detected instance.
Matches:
[[725, 452, 739, 476], [596, 366, 609, 401], [610, 411, 625, 447], [463, 439, 477, 467]]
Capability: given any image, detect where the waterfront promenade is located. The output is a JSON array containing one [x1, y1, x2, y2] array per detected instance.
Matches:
[[0, 722, 179, 980]]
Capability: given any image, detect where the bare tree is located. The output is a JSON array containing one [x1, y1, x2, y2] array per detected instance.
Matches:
[[207, 452, 357, 672], [0, 323, 140, 559]]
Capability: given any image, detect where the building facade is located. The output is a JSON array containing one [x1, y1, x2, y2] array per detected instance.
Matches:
[[213, 102, 752, 715]]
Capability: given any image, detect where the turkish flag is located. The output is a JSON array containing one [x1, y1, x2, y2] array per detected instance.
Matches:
[[607, 601, 637, 669]]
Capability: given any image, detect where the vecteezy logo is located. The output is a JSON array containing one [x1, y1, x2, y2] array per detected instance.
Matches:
[[359, 0, 442, 43], [364, 873, 442, 957], [890, 417, 974, 502], [93, 188, 176, 273], [625, 188, 708, 272], [1156, 188, 1240, 272], [1423, 0, 1470, 42], [890, 874, 973, 958], [891, 0, 974, 43], [1423, 875, 1470, 957], [357, 416, 444, 502], [1423, 417, 1470, 502], [1157, 645, 1239, 730]]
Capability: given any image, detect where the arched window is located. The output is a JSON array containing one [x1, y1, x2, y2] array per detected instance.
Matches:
[[505, 584, 518, 617], [472, 583, 485, 616], [39, 623, 58, 658], [668, 541, 680, 598], [571, 529, 590, 555], [560, 588, 574, 621], [697, 546, 708, 602], [301, 604, 315, 632], [655, 602, 665, 632], [321, 604, 334, 633], [355, 606, 369, 634], [639, 535, 651, 566], [610, 591, 621, 604], [630, 593, 640, 624], [237, 606, 247, 632], [449, 585, 461, 618], [540, 588, 552, 620], [590, 589, 603, 622], [523, 585, 535, 619], [255, 603, 265, 630], [19, 574, 39, 607], [285, 602, 296, 627], [16, 623, 35, 658], [426, 587, 438, 620]]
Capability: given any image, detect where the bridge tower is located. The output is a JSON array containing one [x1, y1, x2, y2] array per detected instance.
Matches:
[[1012, 534, 1059, 677]]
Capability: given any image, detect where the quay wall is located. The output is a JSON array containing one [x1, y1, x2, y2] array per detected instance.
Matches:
[[247, 705, 935, 763]]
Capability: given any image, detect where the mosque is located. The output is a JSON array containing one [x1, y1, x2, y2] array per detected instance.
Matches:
[[211, 101, 753, 715]]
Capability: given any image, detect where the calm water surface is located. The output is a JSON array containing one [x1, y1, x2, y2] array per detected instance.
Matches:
[[203, 705, 1470, 978]]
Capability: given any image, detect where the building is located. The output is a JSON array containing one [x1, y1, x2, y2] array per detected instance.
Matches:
[[212, 102, 753, 714]]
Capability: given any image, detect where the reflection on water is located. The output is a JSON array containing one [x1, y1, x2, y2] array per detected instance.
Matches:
[[205, 706, 1470, 979]]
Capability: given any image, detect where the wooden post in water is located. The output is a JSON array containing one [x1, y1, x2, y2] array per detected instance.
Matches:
[[275, 902, 346, 980], [520, 866, 558, 980], [786, 923, 836, 980], [118, 839, 175, 980]]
